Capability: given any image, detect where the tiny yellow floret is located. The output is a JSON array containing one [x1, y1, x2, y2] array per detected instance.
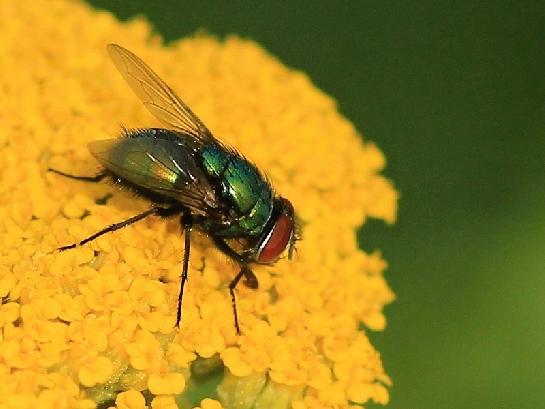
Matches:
[[196, 398, 224, 409], [151, 395, 179, 409], [78, 355, 114, 387], [148, 372, 186, 395], [114, 390, 147, 409]]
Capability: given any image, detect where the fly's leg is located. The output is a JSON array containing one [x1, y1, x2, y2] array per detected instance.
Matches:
[[212, 237, 258, 334], [212, 237, 258, 289], [59, 205, 181, 251], [228, 268, 245, 335], [228, 265, 257, 335], [48, 168, 106, 183], [176, 213, 192, 328]]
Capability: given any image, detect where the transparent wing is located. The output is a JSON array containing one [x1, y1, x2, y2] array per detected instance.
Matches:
[[107, 43, 213, 142], [89, 137, 220, 215]]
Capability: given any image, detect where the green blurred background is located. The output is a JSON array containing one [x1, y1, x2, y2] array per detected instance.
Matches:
[[88, 1, 545, 408]]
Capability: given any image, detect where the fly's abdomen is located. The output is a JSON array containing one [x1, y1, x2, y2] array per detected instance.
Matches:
[[201, 144, 273, 236], [89, 129, 219, 212]]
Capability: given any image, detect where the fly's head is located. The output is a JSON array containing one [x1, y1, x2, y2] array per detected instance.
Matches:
[[253, 197, 297, 264]]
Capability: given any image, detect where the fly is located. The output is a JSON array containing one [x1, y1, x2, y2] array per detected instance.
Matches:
[[50, 44, 298, 334]]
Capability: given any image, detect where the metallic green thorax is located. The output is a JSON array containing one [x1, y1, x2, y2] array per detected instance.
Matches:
[[201, 144, 273, 236]]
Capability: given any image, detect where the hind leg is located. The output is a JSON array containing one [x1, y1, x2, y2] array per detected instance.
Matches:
[[59, 205, 182, 251], [48, 168, 105, 183]]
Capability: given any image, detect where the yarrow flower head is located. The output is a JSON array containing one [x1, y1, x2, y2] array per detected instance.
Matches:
[[0, 1, 397, 408]]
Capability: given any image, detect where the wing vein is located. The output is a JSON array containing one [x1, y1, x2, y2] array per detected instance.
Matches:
[[107, 44, 213, 142]]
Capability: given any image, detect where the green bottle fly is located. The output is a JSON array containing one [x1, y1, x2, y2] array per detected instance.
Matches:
[[51, 44, 298, 334]]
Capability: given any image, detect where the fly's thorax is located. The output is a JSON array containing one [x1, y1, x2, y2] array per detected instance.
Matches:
[[201, 143, 274, 236]]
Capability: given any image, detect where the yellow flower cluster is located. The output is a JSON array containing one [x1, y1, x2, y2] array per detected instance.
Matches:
[[0, 1, 397, 408]]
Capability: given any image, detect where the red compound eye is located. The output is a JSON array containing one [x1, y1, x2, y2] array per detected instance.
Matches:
[[257, 211, 294, 263]]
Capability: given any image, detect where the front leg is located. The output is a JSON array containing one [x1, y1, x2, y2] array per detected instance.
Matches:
[[212, 237, 258, 289], [212, 237, 258, 334]]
